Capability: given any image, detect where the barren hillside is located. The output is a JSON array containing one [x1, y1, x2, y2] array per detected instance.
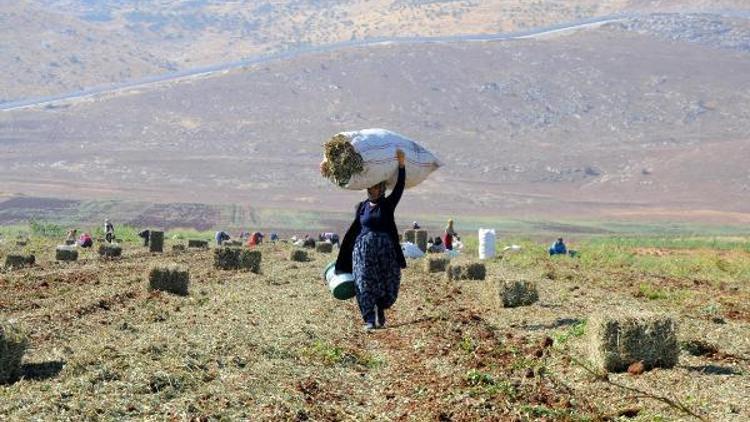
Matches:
[[4, 1, 749, 101], [1, 15, 749, 227]]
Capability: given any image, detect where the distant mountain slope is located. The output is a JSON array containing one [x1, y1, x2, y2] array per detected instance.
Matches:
[[1, 16, 748, 223], [4, 1, 748, 102]]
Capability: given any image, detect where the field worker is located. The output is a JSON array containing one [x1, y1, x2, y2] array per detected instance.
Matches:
[[549, 238, 567, 256], [78, 232, 93, 248], [428, 236, 446, 253], [412, 221, 421, 230], [319, 232, 340, 246], [138, 229, 150, 247], [336, 149, 407, 331], [104, 219, 115, 243], [270, 233, 279, 242], [442, 219, 459, 251], [65, 229, 77, 245], [302, 235, 316, 248], [248, 232, 264, 246], [215, 230, 231, 246]]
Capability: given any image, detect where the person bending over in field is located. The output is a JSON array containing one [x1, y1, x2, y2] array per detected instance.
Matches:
[[215, 231, 231, 246], [336, 149, 407, 331]]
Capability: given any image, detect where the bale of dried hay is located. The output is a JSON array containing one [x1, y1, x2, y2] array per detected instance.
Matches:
[[447, 262, 486, 281], [224, 240, 242, 247], [214, 247, 241, 270], [500, 280, 539, 308], [188, 239, 208, 249], [0, 322, 28, 384], [98, 243, 122, 258], [424, 256, 449, 273], [55, 246, 78, 262], [290, 249, 309, 262], [316, 243, 333, 253], [587, 311, 678, 373], [321, 134, 365, 187], [149, 231, 164, 253], [172, 244, 186, 252], [4, 255, 35, 269], [148, 264, 189, 296], [239, 249, 262, 274], [404, 229, 429, 252]]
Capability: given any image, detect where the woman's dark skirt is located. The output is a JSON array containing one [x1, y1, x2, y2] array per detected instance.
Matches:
[[352, 231, 401, 323]]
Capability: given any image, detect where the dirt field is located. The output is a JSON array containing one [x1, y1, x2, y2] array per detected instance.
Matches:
[[1, 235, 748, 420]]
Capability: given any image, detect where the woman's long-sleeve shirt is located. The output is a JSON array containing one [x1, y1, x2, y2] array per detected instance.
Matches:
[[359, 167, 405, 236]]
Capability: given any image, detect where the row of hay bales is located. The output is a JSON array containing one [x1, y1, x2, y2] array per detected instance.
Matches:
[[427, 254, 678, 373]]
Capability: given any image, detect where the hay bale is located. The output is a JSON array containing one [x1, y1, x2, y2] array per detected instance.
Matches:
[[0, 322, 28, 384], [98, 243, 122, 258], [214, 247, 240, 270], [587, 311, 679, 373], [55, 246, 78, 262], [188, 239, 209, 249], [404, 229, 429, 252], [316, 242, 333, 253], [172, 244, 186, 252], [424, 256, 449, 273], [148, 264, 189, 296], [4, 255, 35, 269], [500, 280, 539, 308], [303, 238, 316, 249], [224, 240, 242, 247], [149, 231, 164, 253], [15, 240, 27, 247], [446, 262, 486, 281], [239, 249, 262, 274], [290, 249, 309, 262], [321, 134, 365, 187]]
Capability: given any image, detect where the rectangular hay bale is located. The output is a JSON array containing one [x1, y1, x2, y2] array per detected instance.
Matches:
[[500, 280, 539, 308], [424, 256, 449, 273], [239, 249, 262, 274], [446, 262, 486, 281], [148, 264, 189, 296], [587, 311, 679, 373], [0, 322, 28, 384], [214, 247, 241, 270], [172, 244, 186, 252], [404, 229, 429, 252], [290, 249, 309, 262], [4, 255, 35, 269], [316, 242, 333, 253], [98, 243, 122, 258], [55, 246, 78, 262], [188, 239, 209, 249], [224, 240, 243, 247], [149, 231, 164, 253]]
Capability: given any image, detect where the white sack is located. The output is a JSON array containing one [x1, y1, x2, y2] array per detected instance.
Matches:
[[336, 129, 443, 190]]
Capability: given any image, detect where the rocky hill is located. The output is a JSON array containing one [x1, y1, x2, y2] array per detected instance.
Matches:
[[1, 12, 749, 227], [3, 1, 749, 102]]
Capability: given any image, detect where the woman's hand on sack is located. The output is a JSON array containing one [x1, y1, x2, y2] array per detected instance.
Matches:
[[396, 149, 405, 168]]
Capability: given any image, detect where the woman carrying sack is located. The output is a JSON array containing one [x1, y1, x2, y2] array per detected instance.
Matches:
[[336, 149, 407, 331]]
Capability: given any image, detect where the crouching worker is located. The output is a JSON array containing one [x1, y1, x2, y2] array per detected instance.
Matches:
[[78, 232, 93, 248], [336, 149, 407, 331], [549, 238, 567, 256], [319, 232, 340, 247], [138, 229, 150, 247], [215, 231, 231, 246], [428, 236, 446, 253]]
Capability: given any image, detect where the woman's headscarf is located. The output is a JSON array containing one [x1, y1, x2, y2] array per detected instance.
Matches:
[[367, 181, 387, 203]]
